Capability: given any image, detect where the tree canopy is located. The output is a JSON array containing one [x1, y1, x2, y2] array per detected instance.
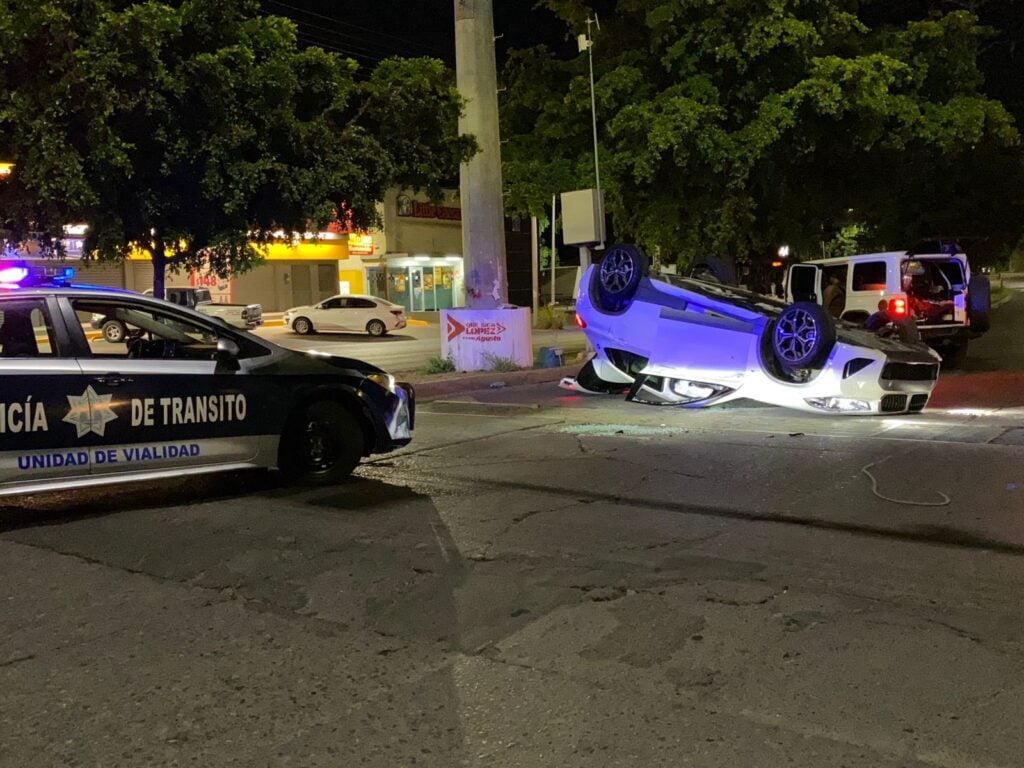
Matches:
[[500, 0, 1022, 267], [0, 0, 474, 295]]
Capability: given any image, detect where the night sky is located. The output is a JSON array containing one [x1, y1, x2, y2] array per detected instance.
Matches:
[[259, 1, 585, 67]]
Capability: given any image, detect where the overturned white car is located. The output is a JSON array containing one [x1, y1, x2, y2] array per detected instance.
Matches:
[[562, 245, 942, 415]]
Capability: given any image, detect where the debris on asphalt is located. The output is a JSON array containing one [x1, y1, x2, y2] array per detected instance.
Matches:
[[488, 381, 507, 389]]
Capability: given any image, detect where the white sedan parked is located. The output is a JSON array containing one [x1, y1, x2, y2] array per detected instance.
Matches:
[[283, 295, 407, 337]]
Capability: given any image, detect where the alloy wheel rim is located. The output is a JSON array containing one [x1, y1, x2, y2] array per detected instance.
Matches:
[[600, 249, 635, 294], [774, 309, 818, 363], [304, 420, 340, 471]]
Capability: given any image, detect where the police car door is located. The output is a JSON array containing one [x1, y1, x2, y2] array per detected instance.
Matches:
[[65, 296, 260, 477], [0, 295, 92, 491]]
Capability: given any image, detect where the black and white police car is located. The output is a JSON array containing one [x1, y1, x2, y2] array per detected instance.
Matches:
[[0, 264, 414, 497]]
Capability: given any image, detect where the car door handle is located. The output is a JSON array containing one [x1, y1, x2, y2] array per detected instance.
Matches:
[[93, 375, 133, 387]]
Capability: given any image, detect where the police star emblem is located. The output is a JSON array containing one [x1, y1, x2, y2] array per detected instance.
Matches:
[[63, 386, 118, 438]]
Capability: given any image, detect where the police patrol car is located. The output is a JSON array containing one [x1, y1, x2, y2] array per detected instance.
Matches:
[[0, 263, 414, 497]]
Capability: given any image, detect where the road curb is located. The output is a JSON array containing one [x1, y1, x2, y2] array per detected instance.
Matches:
[[410, 363, 580, 402]]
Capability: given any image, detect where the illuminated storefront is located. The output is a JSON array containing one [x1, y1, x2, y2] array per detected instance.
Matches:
[[358, 188, 466, 312]]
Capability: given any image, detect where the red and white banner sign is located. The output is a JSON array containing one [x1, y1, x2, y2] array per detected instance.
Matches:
[[441, 308, 532, 371]]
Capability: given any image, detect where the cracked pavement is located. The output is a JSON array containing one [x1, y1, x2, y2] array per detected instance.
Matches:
[[4, 300, 1024, 766]]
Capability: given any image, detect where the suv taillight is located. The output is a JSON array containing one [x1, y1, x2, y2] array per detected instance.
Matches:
[[889, 297, 908, 317]]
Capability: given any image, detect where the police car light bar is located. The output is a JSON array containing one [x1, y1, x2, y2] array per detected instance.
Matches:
[[0, 265, 29, 284], [0, 262, 74, 287]]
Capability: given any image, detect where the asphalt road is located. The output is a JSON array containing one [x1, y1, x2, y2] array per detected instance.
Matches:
[[3, 292, 1024, 767]]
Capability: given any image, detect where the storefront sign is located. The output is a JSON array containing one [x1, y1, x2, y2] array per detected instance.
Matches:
[[348, 233, 375, 256], [183, 268, 232, 304], [441, 308, 532, 371], [396, 195, 462, 221]]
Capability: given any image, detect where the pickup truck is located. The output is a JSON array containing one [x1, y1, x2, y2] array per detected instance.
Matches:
[[91, 287, 263, 342]]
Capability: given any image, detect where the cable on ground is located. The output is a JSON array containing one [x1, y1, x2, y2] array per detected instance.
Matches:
[[861, 460, 951, 507]]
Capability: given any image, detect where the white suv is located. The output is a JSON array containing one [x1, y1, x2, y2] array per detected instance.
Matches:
[[786, 243, 990, 366]]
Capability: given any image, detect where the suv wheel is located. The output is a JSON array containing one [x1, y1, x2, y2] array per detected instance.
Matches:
[[102, 320, 127, 343], [771, 302, 836, 370], [592, 244, 649, 313]]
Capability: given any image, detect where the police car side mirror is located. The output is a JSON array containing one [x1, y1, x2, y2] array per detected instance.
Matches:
[[216, 338, 240, 361]]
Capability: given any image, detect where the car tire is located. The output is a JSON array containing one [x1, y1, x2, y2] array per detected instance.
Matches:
[[942, 339, 968, 369], [366, 319, 387, 337], [279, 401, 363, 485], [575, 358, 629, 394], [771, 301, 836, 370], [592, 244, 649, 313], [968, 275, 991, 333], [102, 320, 127, 343], [292, 317, 314, 335], [894, 318, 922, 345]]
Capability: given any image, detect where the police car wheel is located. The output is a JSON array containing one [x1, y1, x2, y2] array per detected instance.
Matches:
[[366, 319, 387, 336], [102, 320, 127, 343], [293, 317, 314, 335], [280, 401, 362, 484]]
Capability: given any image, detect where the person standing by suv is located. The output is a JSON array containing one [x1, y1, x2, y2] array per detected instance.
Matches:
[[822, 275, 845, 318], [864, 300, 892, 331]]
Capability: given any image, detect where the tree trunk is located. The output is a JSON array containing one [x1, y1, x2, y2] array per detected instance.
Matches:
[[152, 237, 166, 300]]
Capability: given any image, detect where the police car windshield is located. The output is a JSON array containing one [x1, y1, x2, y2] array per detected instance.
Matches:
[[116, 307, 206, 343]]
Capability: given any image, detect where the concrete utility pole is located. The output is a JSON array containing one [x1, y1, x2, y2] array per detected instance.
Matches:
[[454, 0, 508, 309]]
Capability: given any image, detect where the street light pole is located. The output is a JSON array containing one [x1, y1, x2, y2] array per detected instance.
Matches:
[[584, 16, 601, 196], [577, 15, 603, 272]]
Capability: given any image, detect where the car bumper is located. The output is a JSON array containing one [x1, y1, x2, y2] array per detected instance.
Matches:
[[371, 382, 414, 450]]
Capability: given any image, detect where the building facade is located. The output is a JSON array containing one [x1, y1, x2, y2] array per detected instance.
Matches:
[[4, 186, 534, 312]]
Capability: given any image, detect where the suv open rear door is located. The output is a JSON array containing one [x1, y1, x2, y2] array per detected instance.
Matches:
[[786, 264, 822, 304]]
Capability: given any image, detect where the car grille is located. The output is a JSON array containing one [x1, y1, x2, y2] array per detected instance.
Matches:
[[880, 394, 907, 413], [908, 394, 928, 412], [880, 362, 939, 381]]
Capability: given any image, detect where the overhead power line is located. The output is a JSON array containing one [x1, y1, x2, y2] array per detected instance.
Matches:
[[264, 0, 447, 58]]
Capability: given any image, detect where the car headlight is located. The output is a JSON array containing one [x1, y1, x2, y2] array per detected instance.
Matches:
[[366, 372, 396, 393], [670, 380, 721, 401], [805, 397, 871, 412]]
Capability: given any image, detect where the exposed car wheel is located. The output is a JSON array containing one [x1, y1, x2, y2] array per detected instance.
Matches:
[[942, 339, 969, 369], [894, 318, 922, 345], [279, 401, 363, 485], [575, 358, 630, 394], [771, 301, 836, 370], [592, 244, 649, 312], [292, 317, 314, 335], [690, 265, 722, 284], [102, 320, 127, 343], [366, 319, 387, 337]]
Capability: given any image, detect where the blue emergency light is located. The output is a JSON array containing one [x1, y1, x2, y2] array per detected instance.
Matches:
[[0, 261, 74, 287]]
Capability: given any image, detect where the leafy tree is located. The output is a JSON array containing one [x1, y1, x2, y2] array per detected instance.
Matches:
[[500, 0, 1021, 269], [0, 0, 474, 296]]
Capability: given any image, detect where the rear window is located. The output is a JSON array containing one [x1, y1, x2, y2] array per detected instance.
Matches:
[[935, 260, 966, 287], [852, 262, 886, 291], [0, 299, 55, 357]]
